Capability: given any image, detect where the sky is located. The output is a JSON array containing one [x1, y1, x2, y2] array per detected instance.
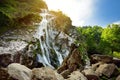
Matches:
[[43, 0, 120, 27]]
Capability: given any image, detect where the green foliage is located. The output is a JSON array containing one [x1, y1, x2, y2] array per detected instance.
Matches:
[[113, 51, 120, 59], [75, 24, 120, 57], [50, 11, 72, 34], [0, 12, 13, 27], [79, 45, 89, 65], [0, 0, 47, 34], [101, 24, 120, 54], [74, 39, 89, 65], [76, 26, 103, 55]]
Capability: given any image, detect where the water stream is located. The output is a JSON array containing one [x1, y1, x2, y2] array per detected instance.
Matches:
[[34, 9, 71, 68]]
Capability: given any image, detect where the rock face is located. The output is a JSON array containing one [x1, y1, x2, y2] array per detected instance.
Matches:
[[0, 45, 30, 68], [0, 46, 42, 69], [0, 54, 12, 67], [7, 63, 32, 80], [57, 44, 83, 78]]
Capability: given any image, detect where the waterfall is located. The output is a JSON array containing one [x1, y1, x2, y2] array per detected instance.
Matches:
[[33, 9, 90, 69], [34, 9, 70, 68]]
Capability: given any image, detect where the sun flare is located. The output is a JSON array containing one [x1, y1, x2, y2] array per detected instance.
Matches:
[[43, 0, 96, 26]]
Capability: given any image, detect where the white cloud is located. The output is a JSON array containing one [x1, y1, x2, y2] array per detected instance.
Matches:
[[44, 0, 97, 26], [113, 21, 120, 24]]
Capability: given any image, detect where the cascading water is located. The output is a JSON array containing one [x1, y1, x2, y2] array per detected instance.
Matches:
[[34, 9, 70, 68], [33, 9, 90, 69], [34, 9, 54, 68]]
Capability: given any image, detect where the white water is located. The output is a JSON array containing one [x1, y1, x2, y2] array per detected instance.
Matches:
[[34, 9, 68, 68], [34, 9, 54, 68]]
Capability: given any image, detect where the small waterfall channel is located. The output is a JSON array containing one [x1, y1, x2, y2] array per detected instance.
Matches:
[[34, 9, 71, 68]]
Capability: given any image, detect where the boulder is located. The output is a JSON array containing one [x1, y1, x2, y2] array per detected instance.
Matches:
[[95, 63, 117, 77], [32, 67, 64, 80], [82, 68, 99, 80], [90, 54, 113, 64], [54, 71, 64, 80], [92, 62, 103, 71], [67, 71, 87, 80], [82, 68, 96, 75], [57, 46, 83, 74], [7, 63, 32, 80]]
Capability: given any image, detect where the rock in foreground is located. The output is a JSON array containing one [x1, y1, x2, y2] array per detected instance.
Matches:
[[32, 67, 64, 80], [8, 63, 32, 80]]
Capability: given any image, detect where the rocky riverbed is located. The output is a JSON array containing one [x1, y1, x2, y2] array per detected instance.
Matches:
[[0, 45, 120, 80]]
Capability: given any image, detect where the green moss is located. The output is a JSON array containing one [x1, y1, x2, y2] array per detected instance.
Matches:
[[113, 52, 120, 59]]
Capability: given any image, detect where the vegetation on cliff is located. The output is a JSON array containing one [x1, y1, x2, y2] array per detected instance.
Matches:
[[0, 0, 48, 34], [50, 11, 72, 34]]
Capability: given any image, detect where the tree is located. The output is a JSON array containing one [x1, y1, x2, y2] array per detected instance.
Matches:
[[76, 26, 103, 55], [101, 24, 120, 54]]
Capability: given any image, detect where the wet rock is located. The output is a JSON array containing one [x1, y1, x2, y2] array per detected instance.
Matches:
[[95, 63, 117, 77], [90, 54, 113, 64], [32, 67, 63, 80], [0, 53, 12, 67], [7, 63, 32, 80], [67, 71, 87, 80], [116, 75, 120, 80]]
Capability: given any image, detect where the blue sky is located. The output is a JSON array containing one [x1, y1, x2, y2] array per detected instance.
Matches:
[[88, 0, 120, 27], [44, 0, 120, 27]]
